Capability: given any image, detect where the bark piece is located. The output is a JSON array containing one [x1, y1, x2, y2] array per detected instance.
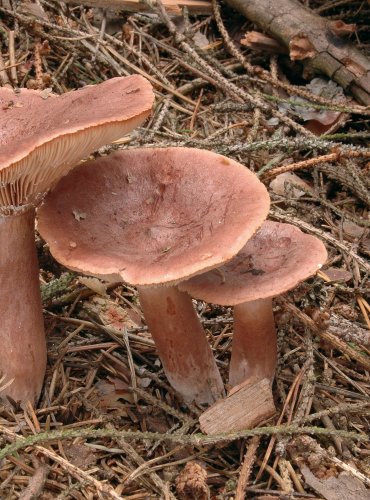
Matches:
[[327, 21, 356, 38], [199, 378, 276, 434], [329, 314, 370, 346], [18, 464, 48, 500], [224, 0, 370, 105], [289, 34, 317, 61], [288, 436, 370, 500], [301, 468, 370, 500]]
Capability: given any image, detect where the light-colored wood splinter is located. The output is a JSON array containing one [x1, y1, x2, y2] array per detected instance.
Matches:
[[199, 378, 276, 435], [63, 0, 212, 15]]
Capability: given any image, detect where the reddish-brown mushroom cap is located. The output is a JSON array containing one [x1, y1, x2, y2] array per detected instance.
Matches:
[[37, 147, 270, 285], [0, 75, 153, 214], [179, 220, 328, 304]]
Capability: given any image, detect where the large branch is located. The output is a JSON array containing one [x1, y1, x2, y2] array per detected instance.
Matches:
[[224, 0, 370, 105]]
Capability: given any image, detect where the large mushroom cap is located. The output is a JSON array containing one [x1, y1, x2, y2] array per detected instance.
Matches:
[[37, 147, 270, 286], [0, 75, 153, 214], [179, 220, 327, 305]]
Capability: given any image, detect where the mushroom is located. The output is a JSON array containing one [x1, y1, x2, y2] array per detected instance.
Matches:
[[179, 221, 327, 386], [37, 147, 270, 404], [0, 75, 154, 405]]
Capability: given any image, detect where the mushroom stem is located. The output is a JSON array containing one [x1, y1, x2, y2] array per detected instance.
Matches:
[[0, 210, 46, 405], [229, 298, 276, 387], [137, 285, 225, 405]]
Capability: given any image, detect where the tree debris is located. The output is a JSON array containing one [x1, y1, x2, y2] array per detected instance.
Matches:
[[199, 379, 276, 434]]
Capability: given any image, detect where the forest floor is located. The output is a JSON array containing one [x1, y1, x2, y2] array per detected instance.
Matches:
[[0, 0, 369, 498]]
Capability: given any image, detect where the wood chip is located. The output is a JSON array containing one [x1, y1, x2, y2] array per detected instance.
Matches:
[[199, 378, 276, 435]]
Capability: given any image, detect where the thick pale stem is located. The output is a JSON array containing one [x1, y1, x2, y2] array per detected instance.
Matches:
[[138, 285, 224, 405], [229, 298, 276, 387], [0, 210, 46, 405]]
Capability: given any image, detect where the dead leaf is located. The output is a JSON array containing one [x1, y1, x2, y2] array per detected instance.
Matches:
[[193, 31, 209, 49], [79, 276, 107, 296], [305, 115, 342, 135], [342, 220, 365, 239], [270, 172, 313, 198], [278, 78, 345, 126], [63, 443, 97, 469], [145, 414, 171, 434], [323, 267, 353, 283], [94, 377, 134, 408]]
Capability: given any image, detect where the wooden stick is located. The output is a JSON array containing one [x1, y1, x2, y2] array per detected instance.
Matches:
[[8, 30, 18, 85], [0, 47, 11, 88], [223, 0, 370, 105], [63, 0, 212, 15], [235, 436, 260, 499]]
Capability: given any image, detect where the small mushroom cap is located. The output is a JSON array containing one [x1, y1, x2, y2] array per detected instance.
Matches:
[[37, 147, 270, 286], [0, 75, 153, 214], [179, 220, 327, 305]]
